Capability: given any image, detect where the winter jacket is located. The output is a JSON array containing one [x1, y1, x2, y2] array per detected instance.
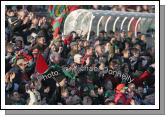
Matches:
[[114, 90, 131, 105], [132, 66, 154, 87]]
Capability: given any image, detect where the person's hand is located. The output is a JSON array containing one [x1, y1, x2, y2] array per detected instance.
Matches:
[[18, 15, 22, 20], [85, 57, 90, 65], [59, 78, 66, 87], [5, 72, 10, 83], [49, 40, 54, 48], [150, 63, 155, 68], [94, 40, 99, 47], [23, 17, 29, 24], [130, 99, 135, 105], [90, 90, 97, 97], [28, 12, 34, 20], [61, 89, 68, 98], [20, 15, 25, 20], [110, 37, 115, 43], [58, 46, 63, 54], [98, 87, 104, 95], [9, 72, 15, 82], [99, 63, 105, 71], [42, 17, 46, 24], [38, 18, 43, 26]]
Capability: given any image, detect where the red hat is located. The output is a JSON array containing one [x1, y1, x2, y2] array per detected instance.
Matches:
[[115, 84, 128, 91]]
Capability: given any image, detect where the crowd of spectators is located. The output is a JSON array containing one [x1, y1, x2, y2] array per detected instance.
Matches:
[[5, 5, 155, 105]]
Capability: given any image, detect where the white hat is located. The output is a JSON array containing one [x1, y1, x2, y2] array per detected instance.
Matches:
[[74, 54, 82, 64]]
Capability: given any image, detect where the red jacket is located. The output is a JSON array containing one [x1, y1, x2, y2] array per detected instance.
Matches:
[[132, 70, 151, 86], [114, 90, 131, 105]]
